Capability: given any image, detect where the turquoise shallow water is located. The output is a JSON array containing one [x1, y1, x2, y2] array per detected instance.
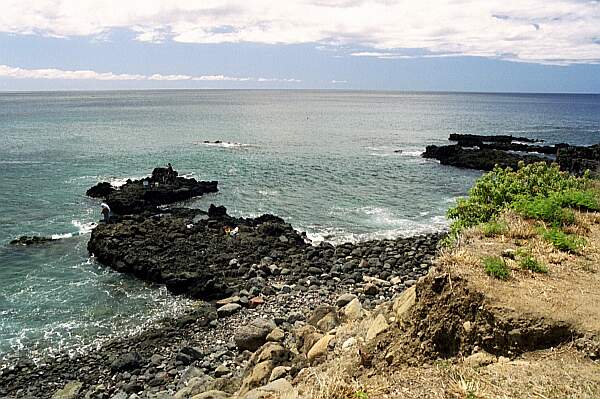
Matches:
[[1, 90, 599, 362]]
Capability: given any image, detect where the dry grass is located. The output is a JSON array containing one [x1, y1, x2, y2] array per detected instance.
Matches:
[[438, 210, 600, 334], [300, 367, 358, 399], [297, 347, 600, 399], [292, 210, 600, 399]]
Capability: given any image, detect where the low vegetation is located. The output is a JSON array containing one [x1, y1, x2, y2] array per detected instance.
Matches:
[[447, 162, 597, 261], [482, 256, 510, 280], [513, 197, 576, 227], [541, 227, 586, 253], [480, 221, 508, 237], [517, 252, 548, 273], [448, 162, 593, 232]]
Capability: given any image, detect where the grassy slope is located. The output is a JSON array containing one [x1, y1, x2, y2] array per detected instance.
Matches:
[[293, 209, 600, 399]]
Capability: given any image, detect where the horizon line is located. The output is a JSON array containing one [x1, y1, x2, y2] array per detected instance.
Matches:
[[1, 88, 599, 95]]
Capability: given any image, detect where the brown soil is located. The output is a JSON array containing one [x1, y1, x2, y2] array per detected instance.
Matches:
[[293, 210, 600, 399]]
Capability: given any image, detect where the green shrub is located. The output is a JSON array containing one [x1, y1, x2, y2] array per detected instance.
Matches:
[[448, 162, 594, 233], [354, 390, 369, 399], [542, 228, 586, 253], [513, 197, 575, 226], [482, 256, 510, 280], [518, 254, 548, 273], [552, 190, 600, 211], [480, 221, 508, 237]]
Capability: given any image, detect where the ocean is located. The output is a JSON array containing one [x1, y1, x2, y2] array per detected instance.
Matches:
[[1, 90, 599, 363]]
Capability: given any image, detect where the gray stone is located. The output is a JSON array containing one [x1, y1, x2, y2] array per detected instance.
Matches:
[[217, 303, 242, 318], [366, 314, 389, 342], [269, 366, 291, 382], [52, 381, 83, 399], [266, 327, 285, 342], [363, 282, 379, 296], [110, 352, 145, 372], [150, 354, 164, 365], [191, 390, 230, 399], [335, 293, 357, 308], [234, 318, 276, 351], [214, 364, 230, 377]]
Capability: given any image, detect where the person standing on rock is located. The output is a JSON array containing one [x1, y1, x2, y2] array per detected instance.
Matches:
[[166, 163, 174, 184], [101, 203, 112, 224]]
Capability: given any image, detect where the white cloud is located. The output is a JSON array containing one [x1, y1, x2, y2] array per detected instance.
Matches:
[[0, 65, 300, 83], [331, 80, 348, 83], [350, 52, 415, 59], [1, 1, 600, 65]]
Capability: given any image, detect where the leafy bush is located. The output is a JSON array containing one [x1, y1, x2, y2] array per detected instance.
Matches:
[[542, 228, 586, 253], [552, 190, 600, 211], [518, 254, 548, 273], [513, 197, 575, 227], [481, 221, 508, 237], [448, 162, 592, 232], [482, 256, 510, 280]]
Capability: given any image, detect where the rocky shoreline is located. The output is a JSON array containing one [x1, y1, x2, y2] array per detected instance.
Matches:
[[423, 133, 600, 175], [0, 167, 444, 398], [0, 231, 443, 398]]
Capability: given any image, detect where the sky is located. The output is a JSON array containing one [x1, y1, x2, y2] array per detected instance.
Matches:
[[1, 0, 600, 92]]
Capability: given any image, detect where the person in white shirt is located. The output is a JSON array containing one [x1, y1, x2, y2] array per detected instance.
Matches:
[[101, 203, 112, 224]]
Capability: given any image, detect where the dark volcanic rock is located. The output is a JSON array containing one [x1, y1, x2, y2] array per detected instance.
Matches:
[[86, 167, 219, 215], [425, 134, 600, 175], [448, 133, 541, 144], [557, 144, 600, 177], [88, 206, 307, 299], [86, 181, 116, 198], [110, 352, 145, 372], [208, 204, 228, 218], [423, 144, 549, 171], [9, 236, 54, 246]]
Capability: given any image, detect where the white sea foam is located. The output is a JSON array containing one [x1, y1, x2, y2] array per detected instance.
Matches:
[[305, 213, 448, 246], [107, 175, 147, 187], [51, 232, 73, 239], [398, 149, 424, 157], [367, 146, 423, 157], [258, 189, 279, 196], [72, 220, 97, 235], [307, 224, 447, 246], [194, 141, 253, 149]]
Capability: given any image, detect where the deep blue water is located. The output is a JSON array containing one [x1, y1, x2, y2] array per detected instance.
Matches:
[[1, 90, 599, 363]]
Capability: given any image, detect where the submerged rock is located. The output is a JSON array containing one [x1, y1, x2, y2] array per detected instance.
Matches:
[[9, 235, 55, 246]]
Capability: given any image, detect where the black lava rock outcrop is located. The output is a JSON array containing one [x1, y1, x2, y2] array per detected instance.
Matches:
[[557, 144, 600, 176], [86, 182, 115, 198], [86, 167, 218, 214], [448, 133, 541, 144], [88, 206, 307, 299], [423, 144, 549, 171], [88, 201, 444, 301], [424, 134, 599, 173]]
